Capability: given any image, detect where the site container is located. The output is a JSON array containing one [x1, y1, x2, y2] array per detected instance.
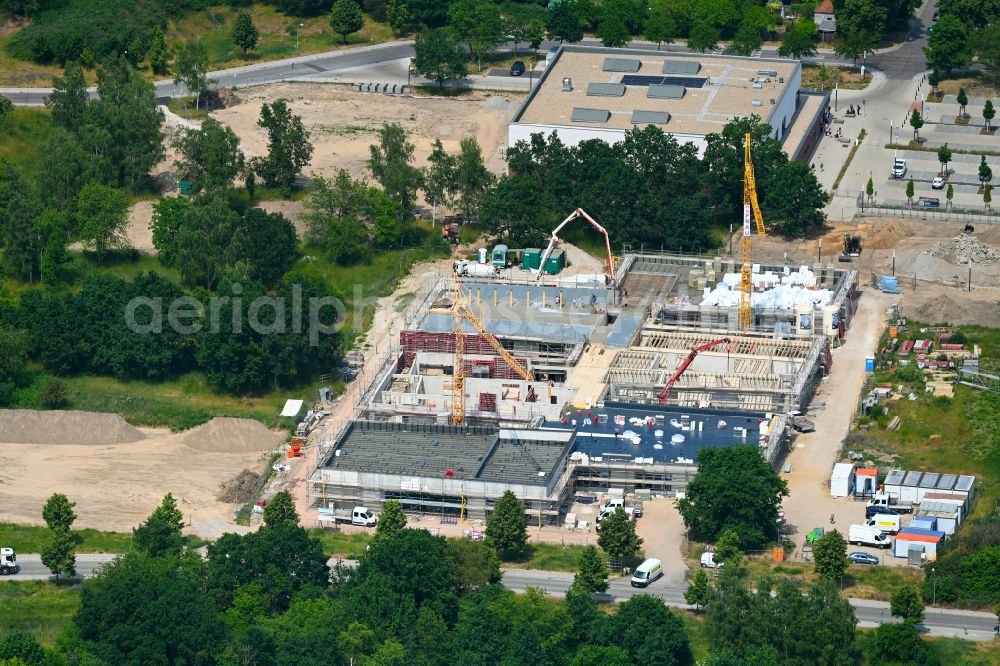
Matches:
[[522, 249, 541, 270]]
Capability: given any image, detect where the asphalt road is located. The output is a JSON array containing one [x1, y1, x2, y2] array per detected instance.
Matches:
[[5, 553, 996, 640]]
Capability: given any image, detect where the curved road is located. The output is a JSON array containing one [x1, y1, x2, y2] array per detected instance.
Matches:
[[4, 553, 996, 640]]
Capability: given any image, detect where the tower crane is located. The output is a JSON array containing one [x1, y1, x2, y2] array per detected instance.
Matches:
[[450, 275, 534, 425], [658, 338, 731, 405], [739, 133, 767, 332], [535, 208, 615, 283]]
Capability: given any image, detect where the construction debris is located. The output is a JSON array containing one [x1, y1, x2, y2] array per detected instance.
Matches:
[[925, 236, 1000, 266], [216, 469, 261, 504]]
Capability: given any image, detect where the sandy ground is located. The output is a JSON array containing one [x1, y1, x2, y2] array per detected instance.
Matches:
[[0, 414, 284, 536], [780, 290, 903, 564], [126, 200, 157, 252], [634, 498, 687, 585], [211, 84, 516, 183]]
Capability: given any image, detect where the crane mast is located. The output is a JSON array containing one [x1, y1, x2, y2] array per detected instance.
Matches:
[[739, 133, 767, 332]]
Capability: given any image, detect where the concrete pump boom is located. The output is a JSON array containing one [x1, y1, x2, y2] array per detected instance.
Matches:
[[535, 208, 614, 283]]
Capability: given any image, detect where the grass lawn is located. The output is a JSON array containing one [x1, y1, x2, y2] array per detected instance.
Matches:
[[0, 107, 53, 171], [0, 522, 133, 553], [801, 64, 871, 91], [935, 73, 1000, 100], [739, 555, 925, 602], [308, 528, 373, 559], [165, 4, 394, 72], [0, 582, 81, 647], [0, 32, 73, 87], [677, 610, 711, 661]]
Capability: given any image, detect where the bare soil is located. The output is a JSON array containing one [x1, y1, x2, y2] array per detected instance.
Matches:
[[0, 414, 283, 536]]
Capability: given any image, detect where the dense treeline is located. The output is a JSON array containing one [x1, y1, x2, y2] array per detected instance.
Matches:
[[927, 0, 1000, 78], [921, 516, 1000, 606], [483, 117, 826, 251]]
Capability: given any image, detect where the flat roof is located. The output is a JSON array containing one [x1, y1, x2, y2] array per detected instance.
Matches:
[[513, 46, 798, 136], [541, 402, 770, 463]]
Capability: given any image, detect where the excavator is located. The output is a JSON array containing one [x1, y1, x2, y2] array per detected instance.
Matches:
[[658, 338, 731, 405]]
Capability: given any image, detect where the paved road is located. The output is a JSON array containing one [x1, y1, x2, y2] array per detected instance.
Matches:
[[5, 553, 996, 640], [868, 0, 934, 79]]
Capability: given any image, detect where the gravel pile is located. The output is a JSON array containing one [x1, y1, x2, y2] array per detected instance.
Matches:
[[925, 236, 1000, 265], [0, 409, 145, 445], [183, 417, 284, 454], [216, 469, 261, 504]]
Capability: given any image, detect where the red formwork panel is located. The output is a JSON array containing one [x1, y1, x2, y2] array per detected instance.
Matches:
[[399, 330, 529, 380], [479, 392, 498, 412]]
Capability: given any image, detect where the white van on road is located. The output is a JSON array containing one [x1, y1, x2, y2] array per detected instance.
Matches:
[[631, 558, 663, 587]]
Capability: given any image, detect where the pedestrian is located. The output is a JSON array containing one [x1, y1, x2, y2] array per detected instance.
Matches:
[[623, 295, 629, 309], [820, 163, 824, 172]]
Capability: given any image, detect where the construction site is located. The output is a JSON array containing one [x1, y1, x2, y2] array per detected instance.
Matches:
[[307, 166, 861, 524]]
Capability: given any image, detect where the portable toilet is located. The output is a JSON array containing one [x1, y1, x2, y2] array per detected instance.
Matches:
[[894, 527, 945, 558], [544, 249, 566, 275], [854, 467, 878, 497], [478, 247, 488, 264], [865, 355, 875, 372], [522, 248, 541, 271], [492, 244, 508, 268]]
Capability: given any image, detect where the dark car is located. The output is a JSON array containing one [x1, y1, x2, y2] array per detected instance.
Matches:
[[866, 505, 900, 519], [510, 60, 526, 76], [932, 10, 939, 20], [848, 552, 880, 566]]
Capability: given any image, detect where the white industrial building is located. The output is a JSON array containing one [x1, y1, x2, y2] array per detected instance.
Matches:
[[509, 46, 803, 156]]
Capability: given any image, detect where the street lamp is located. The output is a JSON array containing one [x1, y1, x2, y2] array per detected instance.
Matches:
[[932, 567, 936, 604]]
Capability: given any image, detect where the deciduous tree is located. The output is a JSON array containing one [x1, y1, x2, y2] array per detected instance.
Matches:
[[173, 41, 212, 110], [76, 181, 129, 256], [814, 529, 849, 580], [376, 499, 407, 536], [910, 108, 924, 141], [330, 0, 365, 43], [713, 529, 742, 567], [778, 20, 817, 58], [40, 527, 77, 580], [574, 545, 609, 594], [597, 14, 630, 48], [263, 490, 300, 528], [938, 143, 952, 175], [369, 122, 422, 220], [0, 96, 11, 125], [423, 138, 456, 223], [925, 14, 971, 74], [644, 4, 675, 50], [485, 490, 528, 555], [685, 568, 711, 610], [546, 1, 584, 43], [42, 493, 77, 531], [255, 99, 314, 194], [946, 182, 954, 209], [0, 631, 45, 665], [891, 585, 926, 624], [133, 492, 185, 557], [676, 446, 788, 548], [386, 0, 409, 36], [173, 118, 245, 193], [866, 622, 940, 666], [687, 23, 719, 52], [47, 62, 88, 132], [906, 177, 915, 205], [597, 508, 643, 562], [413, 28, 468, 87], [957, 88, 969, 118], [986, 184, 993, 210], [445, 538, 502, 594], [453, 136, 493, 222], [232, 10, 260, 56], [984, 99, 996, 130], [603, 595, 691, 666]]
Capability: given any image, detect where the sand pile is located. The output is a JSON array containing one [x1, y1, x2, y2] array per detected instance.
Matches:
[[864, 219, 913, 250], [183, 417, 284, 454], [216, 469, 261, 503], [926, 236, 1000, 265], [0, 409, 145, 445]]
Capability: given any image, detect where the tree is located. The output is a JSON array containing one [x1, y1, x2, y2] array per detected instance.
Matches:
[[76, 181, 129, 256], [676, 446, 789, 548], [839, 0, 888, 42], [445, 538, 502, 593], [946, 182, 954, 209], [173, 119, 244, 193], [685, 568, 711, 610], [0, 96, 11, 125], [597, 508, 643, 562], [603, 595, 691, 666], [713, 529, 742, 567], [41, 378, 70, 408], [423, 138, 456, 223], [764, 160, 826, 235], [40, 527, 77, 580], [891, 586, 926, 624], [906, 177, 915, 205], [866, 622, 940, 666], [47, 62, 88, 132], [813, 529, 849, 580], [570, 645, 630, 666], [133, 493, 185, 557], [449, 0, 505, 71], [985, 184, 992, 210], [644, 5, 676, 50], [732, 20, 764, 56], [910, 108, 924, 142], [42, 493, 77, 531], [957, 88, 969, 118], [523, 18, 547, 52], [232, 10, 260, 56], [376, 499, 407, 536], [232, 207, 299, 286], [833, 29, 874, 64], [330, 0, 365, 43], [597, 15, 630, 48], [937, 143, 954, 176], [485, 490, 528, 555], [413, 28, 468, 88], [574, 545, 609, 594], [148, 30, 170, 75], [546, 1, 584, 43], [173, 41, 212, 110], [779, 20, 818, 58], [925, 14, 971, 75], [929, 70, 940, 95], [453, 136, 493, 222], [369, 122, 422, 221], [386, 0, 409, 36], [255, 99, 314, 194], [0, 632, 45, 665], [984, 100, 996, 131], [264, 490, 300, 528], [980, 155, 993, 185], [687, 23, 720, 52], [76, 553, 224, 664]]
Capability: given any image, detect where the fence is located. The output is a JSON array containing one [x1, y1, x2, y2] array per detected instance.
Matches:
[[858, 202, 1000, 223]]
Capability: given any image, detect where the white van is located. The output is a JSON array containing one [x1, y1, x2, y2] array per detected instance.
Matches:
[[848, 524, 891, 548], [630, 558, 663, 587], [866, 513, 901, 534]]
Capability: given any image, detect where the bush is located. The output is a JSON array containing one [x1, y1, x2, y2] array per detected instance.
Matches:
[[41, 378, 70, 409]]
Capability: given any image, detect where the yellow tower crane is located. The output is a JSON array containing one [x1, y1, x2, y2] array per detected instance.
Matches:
[[739, 133, 767, 332], [450, 276, 534, 425]]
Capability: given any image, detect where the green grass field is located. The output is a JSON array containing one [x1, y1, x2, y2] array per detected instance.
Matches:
[[0, 107, 53, 171], [0, 582, 81, 647], [0, 523, 133, 553]]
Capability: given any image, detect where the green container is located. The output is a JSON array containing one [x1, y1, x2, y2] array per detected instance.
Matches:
[[543, 249, 565, 275], [522, 248, 541, 270], [179, 179, 192, 195]]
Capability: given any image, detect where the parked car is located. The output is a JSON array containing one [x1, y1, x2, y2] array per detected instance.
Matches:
[[848, 552, 880, 565], [892, 158, 907, 178], [700, 552, 724, 568], [932, 10, 939, 20], [932, 176, 945, 189], [509, 60, 526, 77]]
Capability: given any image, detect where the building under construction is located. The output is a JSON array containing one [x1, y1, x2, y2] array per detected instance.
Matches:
[[307, 251, 858, 523]]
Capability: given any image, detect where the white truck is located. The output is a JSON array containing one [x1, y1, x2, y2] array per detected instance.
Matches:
[[318, 506, 377, 527], [867, 491, 913, 515], [848, 524, 891, 548], [865, 513, 901, 534], [453, 260, 500, 278], [595, 505, 638, 531], [0, 547, 18, 575], [606, 496, 643, 518]]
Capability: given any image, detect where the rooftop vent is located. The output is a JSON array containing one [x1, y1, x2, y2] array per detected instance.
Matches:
[[757, 69, 778, 77], [769, 98, 776, 105], [604, 58, 642, 73], [779, 77, 785, 83], [662, 60, 701, 75], [647, 84, 685, 99], [752, 81, 763, 89], [587, 82, 626, 97], [631, 110, 671, 125], [562, 77, 573, 92], [751, 99, 763, 107], [571, 107, 611, 123]]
